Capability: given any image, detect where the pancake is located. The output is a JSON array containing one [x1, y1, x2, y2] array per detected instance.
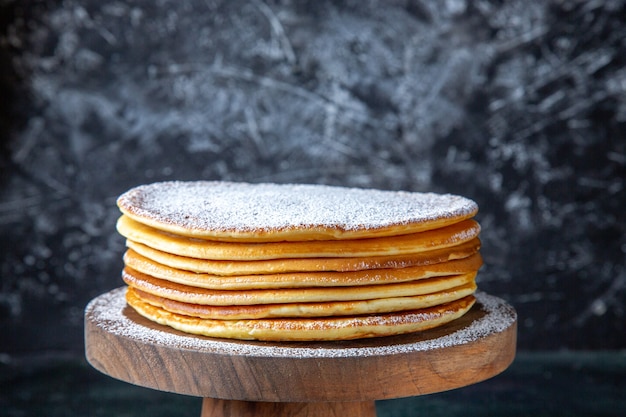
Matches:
[[123, 248, 483, 290], [126, 238, 482, 275], [115, 181, 483, 341], [125, 288, 477, 341], [117, 215, 480, 260], [117, 181, 479, 242], [129, 282, 477, 319], [122, 267, 476, 306]]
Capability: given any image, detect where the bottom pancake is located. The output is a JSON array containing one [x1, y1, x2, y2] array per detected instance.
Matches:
[[125, 288, 476, 341]]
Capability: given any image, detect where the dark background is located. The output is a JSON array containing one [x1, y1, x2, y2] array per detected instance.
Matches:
[[0, 0, 624, 363]]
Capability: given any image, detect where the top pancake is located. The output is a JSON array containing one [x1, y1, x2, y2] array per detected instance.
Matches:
[[117, 181, 478, 242]]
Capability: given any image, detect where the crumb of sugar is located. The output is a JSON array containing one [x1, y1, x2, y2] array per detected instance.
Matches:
[[86, 288, 516, 359], [117, 181, 478, 234]]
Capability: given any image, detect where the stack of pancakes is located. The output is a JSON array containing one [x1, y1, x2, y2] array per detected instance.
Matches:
[[116, 181, 483, 341]]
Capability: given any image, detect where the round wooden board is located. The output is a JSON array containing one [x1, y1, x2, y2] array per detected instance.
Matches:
[[85, 287, 516, 403]]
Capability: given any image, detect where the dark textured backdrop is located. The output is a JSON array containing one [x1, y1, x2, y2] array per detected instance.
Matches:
[[0, 0, 624, 359]]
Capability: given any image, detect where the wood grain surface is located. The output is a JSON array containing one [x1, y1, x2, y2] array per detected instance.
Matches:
[[200, 398, 377, 417], [85, 288, 516, 403]]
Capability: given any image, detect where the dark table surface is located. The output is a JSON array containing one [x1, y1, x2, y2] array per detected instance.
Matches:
[[1, 350, 625, 417]]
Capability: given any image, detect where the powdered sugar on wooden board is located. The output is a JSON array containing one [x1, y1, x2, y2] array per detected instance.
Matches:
[[86, 287, 516, 359], [117, 181, 478, 234]]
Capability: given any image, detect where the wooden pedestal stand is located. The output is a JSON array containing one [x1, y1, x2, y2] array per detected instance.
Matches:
[[85, 288, 516, 417]]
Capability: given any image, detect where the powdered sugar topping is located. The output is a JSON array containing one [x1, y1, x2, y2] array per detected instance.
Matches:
[[117, 181, 478, 235]]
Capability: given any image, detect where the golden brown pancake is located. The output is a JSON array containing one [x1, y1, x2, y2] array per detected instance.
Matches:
[[129, 282, 477, 319], [117, 215, 480, 260], [125, 238, 482, 275], [125, 287, 477, 341], [123, 248, 483, 290], [122, 267, 476, 306], [117, 181, 479, 242], [115, 181, 483, 341]]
